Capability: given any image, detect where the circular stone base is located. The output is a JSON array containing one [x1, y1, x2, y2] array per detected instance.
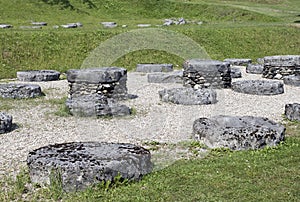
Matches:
[[0, 83, 42, 99], [17, 70, 60, 82], [159, 88, 217, 105], [27, 142, 153, 192], [193, 115, 285, 150], [0, 112, 12, 134], [232, 80, 284, 95]]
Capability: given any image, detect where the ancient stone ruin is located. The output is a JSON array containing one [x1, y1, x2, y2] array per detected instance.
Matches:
[[283, 75, 300, 87], [232, 80, 284, 95], [0, 112, 12, 134], [27, 142, 153, 192], [193, 115, 285, 150], [183, 59, 231, 89], [0, 83, 43, 99], [223, 58, 252, 66], [231, 67, 242, 78], [66, 67, 131, 117], [136, 64, 173, 73], [147, 71, 183, 83], [17, 70, 60, 82], [285, 103, 300, 121], [246, 64, 264, 74], [262, 55, 300, 79], [159, 88, 217, 105]]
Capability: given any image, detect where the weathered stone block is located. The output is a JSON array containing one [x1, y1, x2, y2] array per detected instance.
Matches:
[[224, 58, 252, 66], [246, 64, 264, 74], [285, 103, 300, 121], [183, 59, 231, 89], [147, 71, 183, 83], [136, 64, 173, 73], [0, 83, 43, 99], [17, 70, 60, 82], [27, 142, 153, 192], [0, 112, 12, 134], [159, 88, 217, 105], [193, 115, 285, 150], [232, 80, 284, 95], [283, 75, 300, 87], [231, 68, 242, 78]]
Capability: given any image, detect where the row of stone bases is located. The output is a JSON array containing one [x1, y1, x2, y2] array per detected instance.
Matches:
[[1, 55, 300, 192]]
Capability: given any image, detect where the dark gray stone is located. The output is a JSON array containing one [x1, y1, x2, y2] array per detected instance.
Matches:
[[193, 115, 285, 150], [31, 22, 47, 26], [101, 22, 117, 28], [147, 71, 183, 83], [183, 59, 231, 89], [0, 112, 12, 134], [285, 103, 300, 121], [246, 64, 264, 74], [17, 70, 60, 82], [0, 83, 43, 99], [231, 68, 242, 78], [283, 75, 300, 87], [27, 142, 153, 192], [224, 58, 252, 66], [136, 64, 173, 73], [159, 88, 217, 105], [232, 80, 284, 95], [262, 55, 300, 79], [0, 24, 13, 29], [66, 67, 130, 117]]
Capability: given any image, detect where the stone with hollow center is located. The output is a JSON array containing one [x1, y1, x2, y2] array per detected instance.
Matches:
[[27, 142, 153, 192]]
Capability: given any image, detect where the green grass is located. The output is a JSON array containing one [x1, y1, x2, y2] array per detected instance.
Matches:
[[0, 122, 299, 201]]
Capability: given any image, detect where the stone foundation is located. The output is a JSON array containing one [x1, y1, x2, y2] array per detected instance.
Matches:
[[262, 55, 300, 79], [183, 59, 231, 89], [66, 67, 131, 117], [136, 64, 173, 73], [232, 80, 284, 95], [0, 83, 43, 99], [17, 70, 60, 82]]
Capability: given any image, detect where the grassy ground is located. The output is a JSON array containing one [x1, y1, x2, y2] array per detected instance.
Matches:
[[0, 0, 299, 201], [0, 121, 299, 201]]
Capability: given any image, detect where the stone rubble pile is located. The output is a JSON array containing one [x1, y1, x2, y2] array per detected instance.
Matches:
[[66, 67, 131, 117], [27, 142, 153, 192]]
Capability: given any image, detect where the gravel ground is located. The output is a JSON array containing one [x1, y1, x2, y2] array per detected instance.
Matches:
[[0, 66, 300, 176]]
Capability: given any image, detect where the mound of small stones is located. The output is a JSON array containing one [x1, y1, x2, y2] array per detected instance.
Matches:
[[0, 112, 12, 134], [147, 71, 183, 83], [283, 75, 300, 87], [17, 70, 60, 82], [246, 64, 264, 74], [27, 142, 153, 192], [193, 115, 285, 150], [136, 64, 173, 73], [232, 80, 284, 95], [285, 103, 300, 121], [0, 83, 43, 99], [224, 58, 252, 66], [159, 88, 217, 105]]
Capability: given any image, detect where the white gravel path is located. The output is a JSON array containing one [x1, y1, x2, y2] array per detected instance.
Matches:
[[0, 66, 299, 176]]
